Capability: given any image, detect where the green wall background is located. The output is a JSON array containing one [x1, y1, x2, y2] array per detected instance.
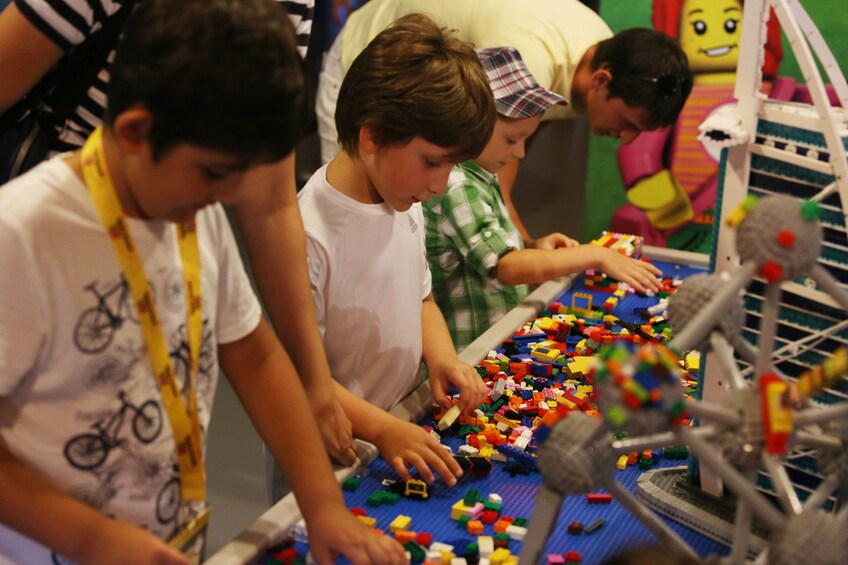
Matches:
[[581, 0, 848, 241]]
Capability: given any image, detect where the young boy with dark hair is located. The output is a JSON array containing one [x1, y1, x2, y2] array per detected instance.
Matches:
[[424, 47, 663, 351], [298, 12, 494, 485], [0, 1, 405, 563]]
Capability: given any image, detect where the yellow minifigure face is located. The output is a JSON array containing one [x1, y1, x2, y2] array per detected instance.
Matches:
[[679, 0, 742, 74]]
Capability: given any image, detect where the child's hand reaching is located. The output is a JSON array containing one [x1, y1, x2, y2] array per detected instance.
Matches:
[[532, 232, 580, 250], [428, 358, 487, 416], [372, 418, 464, 486], [595, 247, 662, 294], [307, 504, 407, 565]]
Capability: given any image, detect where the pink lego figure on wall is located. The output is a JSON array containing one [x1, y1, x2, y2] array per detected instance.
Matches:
[[611, 0, 790, 252]]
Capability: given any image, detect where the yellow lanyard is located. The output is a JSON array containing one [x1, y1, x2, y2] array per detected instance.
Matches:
[[81, 127, 205, 501]]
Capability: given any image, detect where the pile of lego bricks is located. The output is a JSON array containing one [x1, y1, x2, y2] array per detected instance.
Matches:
[[255, 258, 723, 565]]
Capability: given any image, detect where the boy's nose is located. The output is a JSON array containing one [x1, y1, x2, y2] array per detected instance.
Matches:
[[428, 172, 450, 195], [513, 141, 526, 160]]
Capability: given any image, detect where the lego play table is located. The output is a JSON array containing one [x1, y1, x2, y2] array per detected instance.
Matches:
[[205, 247, 723, 565]]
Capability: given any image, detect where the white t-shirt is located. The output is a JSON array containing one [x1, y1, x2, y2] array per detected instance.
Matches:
[[340, 0, 612, 122], [298, 165, 431, 411], [0, 157, 261, 564]]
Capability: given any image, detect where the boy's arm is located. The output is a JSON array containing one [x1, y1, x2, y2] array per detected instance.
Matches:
[[218, 318, 405, 565], [232, 155, 356, 466], [0, 442, 188, 565], [495, 244, 662, 292], [421, 295, 488, 415], [331, 380, 462, 486]]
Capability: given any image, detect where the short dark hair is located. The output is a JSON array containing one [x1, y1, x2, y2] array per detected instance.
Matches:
[[335, 13, 495, 163], [106, 0, 309, 162], [592, 28, 692, 128]]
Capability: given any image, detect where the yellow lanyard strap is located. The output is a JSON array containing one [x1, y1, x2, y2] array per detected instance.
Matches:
[[81, 127, 205, 501]]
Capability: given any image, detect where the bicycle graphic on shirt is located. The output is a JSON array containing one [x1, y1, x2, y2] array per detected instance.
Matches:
[[64, 390, 163, 471], [170, 320, 216, 401], [73, 275, 148, 354]]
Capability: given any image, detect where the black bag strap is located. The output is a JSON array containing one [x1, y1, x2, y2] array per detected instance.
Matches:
[[4, 1, 136, 140]]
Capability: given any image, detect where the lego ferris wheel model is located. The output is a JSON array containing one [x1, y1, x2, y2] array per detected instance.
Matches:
[[521, 1, 848, 564]]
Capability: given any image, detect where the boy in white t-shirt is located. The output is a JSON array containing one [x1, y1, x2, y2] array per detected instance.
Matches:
[[297, 13, 494, 486], [0, 1, 405, 563]]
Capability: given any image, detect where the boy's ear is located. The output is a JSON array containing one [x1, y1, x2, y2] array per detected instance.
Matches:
[[590, 68, 612, 89], [112, 107, 154, 154], [359, 125, 379, 156]]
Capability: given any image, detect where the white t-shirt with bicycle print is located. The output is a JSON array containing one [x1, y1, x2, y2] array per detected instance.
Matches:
[[0, 156, 261, 564]]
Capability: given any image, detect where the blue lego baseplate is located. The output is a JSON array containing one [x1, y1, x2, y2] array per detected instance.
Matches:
[[255, 259, 728, 564]]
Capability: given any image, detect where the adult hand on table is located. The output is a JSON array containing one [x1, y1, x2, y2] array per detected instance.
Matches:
[[309, 385, 357, 466]]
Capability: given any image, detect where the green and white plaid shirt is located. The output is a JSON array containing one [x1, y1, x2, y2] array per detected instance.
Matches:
[[423, 161, 529, 352]]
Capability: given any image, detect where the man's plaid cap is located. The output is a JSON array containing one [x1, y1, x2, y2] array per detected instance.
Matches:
[[477, 46, 568, 119]]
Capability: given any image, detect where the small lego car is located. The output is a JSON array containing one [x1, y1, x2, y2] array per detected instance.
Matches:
[[382, 478, 429, 500]]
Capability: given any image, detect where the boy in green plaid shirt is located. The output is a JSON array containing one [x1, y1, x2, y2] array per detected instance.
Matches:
[[424, 47, 663, 352]]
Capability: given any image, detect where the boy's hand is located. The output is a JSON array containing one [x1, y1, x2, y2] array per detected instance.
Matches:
[[77, 519, 190, 565], [429, 359, 487, 416], [307, 506, 406, 565], [596, 248, 663, 294], [310, 390, 357, 466], [533, 232, 580, 250], [372, 418, 463, 486]]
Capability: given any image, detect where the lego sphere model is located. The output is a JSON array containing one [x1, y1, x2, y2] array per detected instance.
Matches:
[[536, 413, 613, 495], [736, 195, 822, 282], [592, 344, 688, 436], [667, 273, 746, 349]]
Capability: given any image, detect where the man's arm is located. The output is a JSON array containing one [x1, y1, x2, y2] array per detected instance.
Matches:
[[218, 319, 405, 565], [0, 442, 188, 565], [232, 155, 356, 465], [0, 3, 64, 113]]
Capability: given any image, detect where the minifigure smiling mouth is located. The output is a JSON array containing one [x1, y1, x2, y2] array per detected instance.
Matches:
[[702, 44, 737, 57]]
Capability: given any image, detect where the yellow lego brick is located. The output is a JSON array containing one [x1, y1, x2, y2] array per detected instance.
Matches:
[[437, 404, 462, 432], [685, 351, 701, 372], [593, 233, 613, 247], [479, 446, 494, 458], [489, 548, 513, 565], [389, 515, 411, 533], [451, 500, 472, 520], [577, 385, 593, 395], [566, 356, 594, 377], [557, 396, 577, 409], [537, 317, 559, 331], [356, 515, 376, 528], [616, 454, 628, 471]]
